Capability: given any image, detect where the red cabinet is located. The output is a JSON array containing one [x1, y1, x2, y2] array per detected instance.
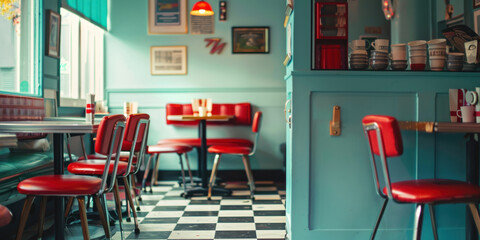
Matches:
[[314, 2, 348, 70]]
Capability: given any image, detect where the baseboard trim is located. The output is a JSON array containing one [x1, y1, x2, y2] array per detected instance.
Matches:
[[139, 169, 286, 182]]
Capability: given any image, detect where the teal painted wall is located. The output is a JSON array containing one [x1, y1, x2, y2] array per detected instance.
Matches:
[[348, 0, 390, 41], [105, 0, 286, 170]]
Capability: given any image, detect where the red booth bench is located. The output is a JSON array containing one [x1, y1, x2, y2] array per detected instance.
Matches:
[[158, 103, 254, 148], [0, 94, 52, 205]]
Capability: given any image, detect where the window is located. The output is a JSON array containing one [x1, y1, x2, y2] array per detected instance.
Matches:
[[0, 0, 41, 96], [59, 8, 104, 107]]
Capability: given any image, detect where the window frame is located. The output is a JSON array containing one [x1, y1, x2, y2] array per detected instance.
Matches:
[[59, 7, 105, 107]]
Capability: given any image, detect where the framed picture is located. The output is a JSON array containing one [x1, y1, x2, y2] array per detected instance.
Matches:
[[475, 0, 480, 9], [46, 10, 61, 58], [475, 10, 480, 34], [232, 27, 270, 54], [148, 0, 188, 34], [150, 46, 187, 75]]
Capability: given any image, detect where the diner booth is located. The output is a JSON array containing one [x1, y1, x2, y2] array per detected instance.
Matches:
[[1, 0, 480, 239]]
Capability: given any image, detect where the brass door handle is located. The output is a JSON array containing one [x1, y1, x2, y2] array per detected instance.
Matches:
[[330, 106, 341, 136]]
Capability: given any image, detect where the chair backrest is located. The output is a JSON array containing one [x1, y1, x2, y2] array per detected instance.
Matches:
[[362, 115, 403, 199], [362, 115, 403, 157], [123, 114, 150, 174], [249, 111, 263, 156], [122, 113, 150, 151], [95, 115, 126, 155], [252, 111, 262, 133], [95, 114, 126, 194]]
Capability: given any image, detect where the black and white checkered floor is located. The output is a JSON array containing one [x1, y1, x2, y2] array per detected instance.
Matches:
[[112, 181, 286, 240]]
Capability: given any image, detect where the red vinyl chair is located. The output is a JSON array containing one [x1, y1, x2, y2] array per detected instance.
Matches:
[[142, 144, 195, 196], [67, 113, 149, 235], [16, 114, 126, 240], [77, 114, 150, 208], [207, 111, 262, 200], [362, 115, 480, 240]]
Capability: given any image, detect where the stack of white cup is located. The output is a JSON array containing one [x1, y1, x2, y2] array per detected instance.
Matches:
[[369, 39, 389, 70], [390, 44, 407, 70], [408, 40, 427, 71], [348, 40, 368, 70], [427, 39, 447, 71]]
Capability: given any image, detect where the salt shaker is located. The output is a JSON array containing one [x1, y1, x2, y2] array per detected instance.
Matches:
[[85, 94, 95, 124]]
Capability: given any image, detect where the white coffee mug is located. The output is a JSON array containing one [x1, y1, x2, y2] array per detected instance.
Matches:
[[349, 40, 366, 51], [371, 39, 389, 53], [390, 44, 406, 60], [457, 105, 475, 123]]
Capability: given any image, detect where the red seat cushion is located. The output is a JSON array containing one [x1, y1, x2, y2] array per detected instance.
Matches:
[[68, 160, 130, 176], [78, 153, 137, 163], [147, 144, 193, 154], [208, 145, 251, 155], [17, 175, 102, 196], [384, 179, 480, 203], [157, 138, 253, 148]]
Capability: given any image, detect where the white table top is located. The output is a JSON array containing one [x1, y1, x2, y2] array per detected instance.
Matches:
[[0, 118, 99, 134]]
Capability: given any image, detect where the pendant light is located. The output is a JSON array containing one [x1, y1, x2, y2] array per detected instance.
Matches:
[[191, 1, 214, 16]]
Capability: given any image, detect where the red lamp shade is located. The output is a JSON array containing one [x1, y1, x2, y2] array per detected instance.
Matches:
[[191, 1, 214, 16]]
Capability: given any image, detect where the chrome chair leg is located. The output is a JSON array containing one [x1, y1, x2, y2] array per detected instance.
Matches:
[[80, 135, 88, 160], [208, 154, 221, 200], [371, 198, 388, 240], [413, 204, 425, 240], [142, 154, 154, 193], [16, 195, 35, 240], [468, 203, 480, 233], [178, 153, 187, 194], [184, 153, 194, 185], [153, 154, 160, 186], [130, 175, 141, 211], [94, 195, 110, 239], [37, 196, 48, 239], [242, 155, 255, 199], [428, 204, 438, 240], [65, 133, 74, 162]]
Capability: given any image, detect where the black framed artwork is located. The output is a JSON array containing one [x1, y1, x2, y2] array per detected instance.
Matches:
[[46, 10, 61, 58], [232, 27, 269, 54]]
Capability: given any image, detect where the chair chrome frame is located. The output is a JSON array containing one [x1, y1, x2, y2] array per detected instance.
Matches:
[[363, 121, 480, 240], [208, 112, 262, 200], [17, 117, 126, 240]]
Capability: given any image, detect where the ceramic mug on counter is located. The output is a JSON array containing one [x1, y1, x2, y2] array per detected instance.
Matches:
[[371, 39, 389, 53], [349, 40, 366, 53], [390, 44, 406, 60], [457, 105, 475, 123]]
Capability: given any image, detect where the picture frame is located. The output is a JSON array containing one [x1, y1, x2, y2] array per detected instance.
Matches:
[[475, 9, 480, 34], [46, 10, 61, 58], [232, 27, 270, 54], [148, 0, 188, 34], [150, 46, 187, 75], [475, 0, 480, 9]]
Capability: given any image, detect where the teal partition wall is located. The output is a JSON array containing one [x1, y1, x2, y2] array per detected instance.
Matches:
[[285, 0, 480, 239], [285, 71, 480, 239], [105, 0, 286, 170]]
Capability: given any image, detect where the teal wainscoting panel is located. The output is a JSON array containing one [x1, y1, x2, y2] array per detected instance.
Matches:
[[434, 92, 469, 233], [309, 92, 417, 232], [286, 71, 480, 240]]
